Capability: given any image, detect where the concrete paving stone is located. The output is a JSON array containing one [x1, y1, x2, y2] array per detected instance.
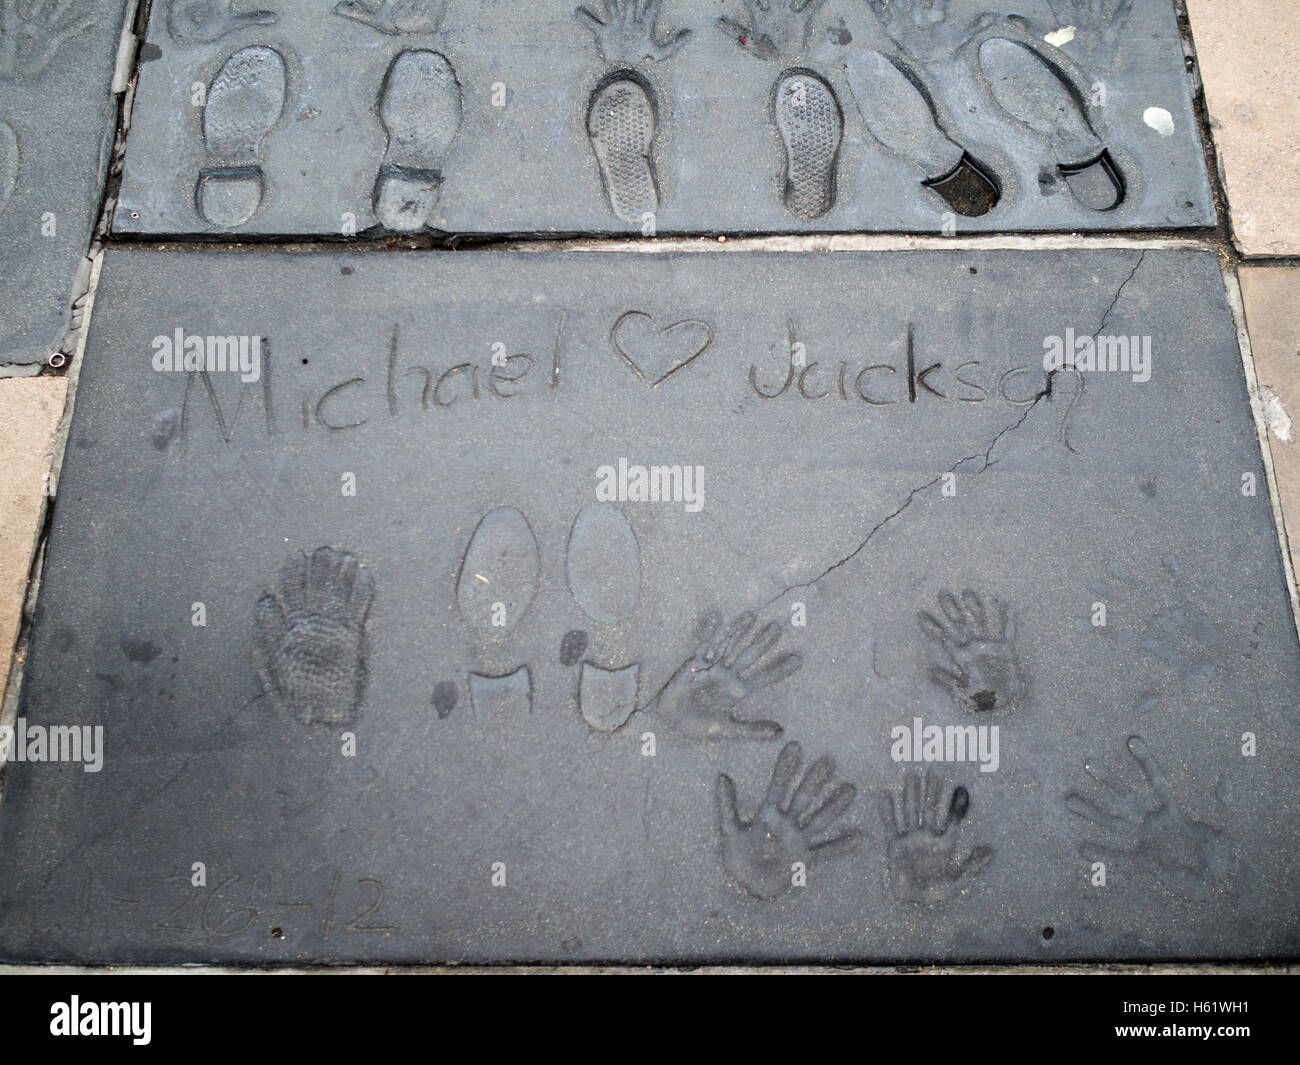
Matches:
[[0, 376, 67, 694], [1186, 0, 1300, 257], [0, 0, 135, 365], [0, 246, 1295, 964], [1241, 266, 1300, 591], [114, 0, 1214, 237]]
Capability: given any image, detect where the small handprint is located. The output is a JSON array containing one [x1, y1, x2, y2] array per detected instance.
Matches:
[[715, 0, 826, 62], [716, 740, 859, 899], [1045, 0, 1132, 71], [0, 0, 94, 80], [865, 0, 988, 65], [333, 0, 447, 36], [1066, 735, 1231, 903], [168, 0, 278, 45], [646, 610, 801, 740], [919, 589, 1026, 715], [255, 547, 375, 726], [574, 0, 690, 65], [879, 770, 992, 904]]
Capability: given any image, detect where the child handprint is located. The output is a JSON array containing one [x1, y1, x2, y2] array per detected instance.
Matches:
[[716, 740, 859, 899], [646, 609, 801, 740], [0, 0, 95, 79], [879, 770, 992, 904], [574, 0, 690, 65], [333, 0, 447, 36], [1066, 735, 1231, 903], [919, 589, 1026, 715], [715, 0, 826, 62]]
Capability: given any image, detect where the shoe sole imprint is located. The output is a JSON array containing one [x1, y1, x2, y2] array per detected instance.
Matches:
[[844, 49, 999, 218], [374, 49, 463, 232], [587, 71, 659, 226], [566, 504, 641, 625], [773, 69, 842, 220], [977, 36, 1124, 211], [578, 661, 640, 732], [196, 45, 288, 227], [456, 506, 541, 635]]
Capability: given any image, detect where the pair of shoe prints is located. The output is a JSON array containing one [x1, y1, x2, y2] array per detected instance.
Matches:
[[113, 0, 1212, 235]]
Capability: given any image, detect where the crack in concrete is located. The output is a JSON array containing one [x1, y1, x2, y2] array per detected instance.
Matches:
[[762, 382, 1053, 610], [1093, 251, 1146, 340], [761, 252, 1147, 608]]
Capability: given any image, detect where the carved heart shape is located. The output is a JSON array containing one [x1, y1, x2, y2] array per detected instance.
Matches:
[[611, 311, 714, 388]]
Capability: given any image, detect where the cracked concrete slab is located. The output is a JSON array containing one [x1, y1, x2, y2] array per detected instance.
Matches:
[[0, 247, 1296, 964], [113, 0, 1213, 237], [0, 376, 67, 695], [0, 0, 134, 366], [1186, 0, 1300, 257], [1241, 266, 1300, 595]]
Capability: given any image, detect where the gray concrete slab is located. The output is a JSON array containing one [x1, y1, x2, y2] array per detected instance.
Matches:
[[113, 0, 1214, 237], [0, 247, 1295, 964], [0, 0, 133, 366]]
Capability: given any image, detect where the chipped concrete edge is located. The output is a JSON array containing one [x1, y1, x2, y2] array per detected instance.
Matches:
[[1219, 259, 1300, 640]]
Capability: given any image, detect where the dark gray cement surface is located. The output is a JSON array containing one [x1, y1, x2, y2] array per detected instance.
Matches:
[[0, 0, 134, 365], [114, 0, 1214, 237], [1, 247, 1297, 964]]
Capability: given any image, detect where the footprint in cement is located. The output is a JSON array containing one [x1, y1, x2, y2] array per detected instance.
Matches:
[[195, 45, 287, 226], [0, 120, 17, 218], [587, 71, 659, 226], [567, 504, 641, 626], [456, 506, 540, 635], [565, 503, 642, 732], [469, 666, 533, 721], [773, 69, 842, 219], [255, 547, 374, 726], [168, 0, 278, 44], [456, 507, 538, 721], [977, 36, 1124, 211], [844, 48, 998, 217], [577, 661, 640, 732], [373, 48, 463, 232]]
